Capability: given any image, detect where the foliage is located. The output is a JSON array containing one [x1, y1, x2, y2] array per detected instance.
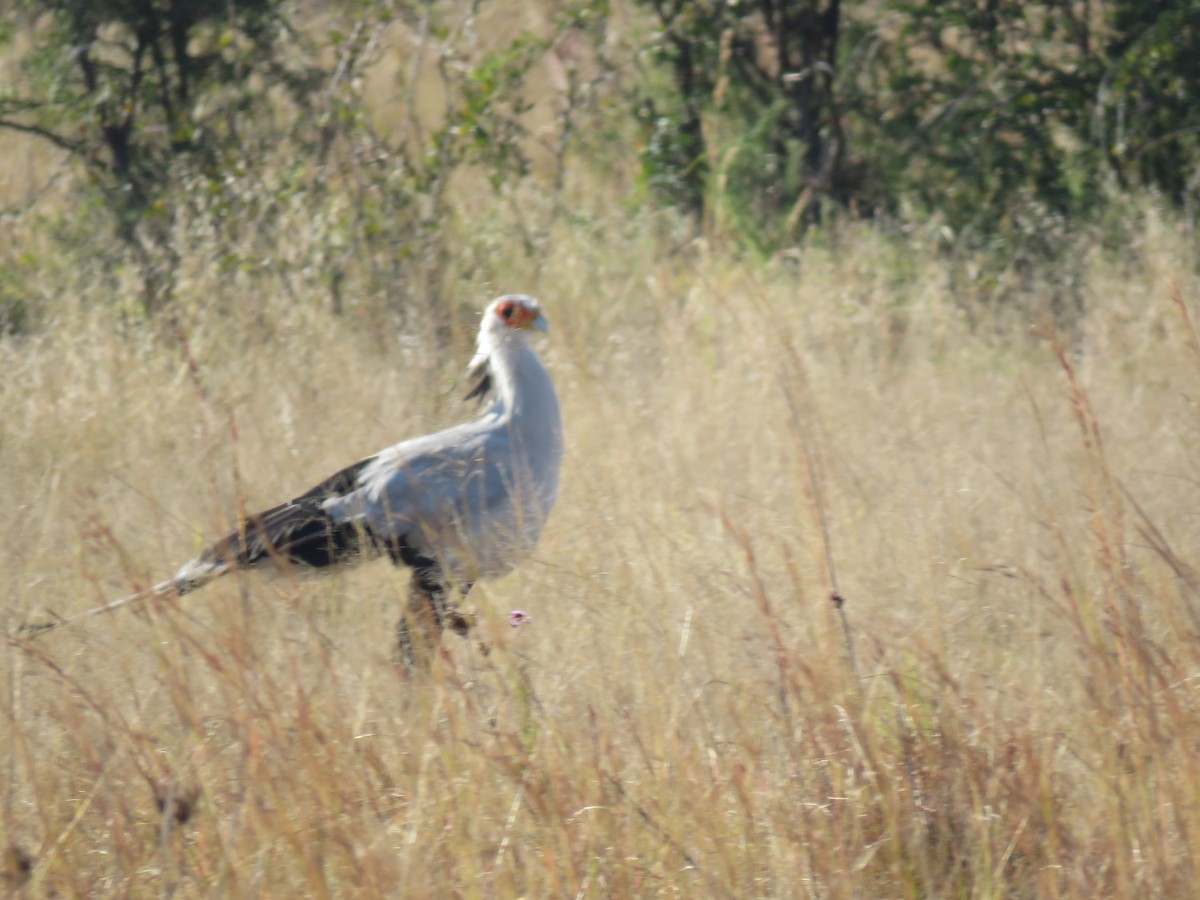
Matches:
[[3, 0, 1196, 322], [866, 0, 1200, 242], [636, 0, 1200, 254], [296, 0, 618, 331], [636, 0, 843, 248], [1, 0, 316, 311], [0, 0, 611, 323], [1096, 3, 1200, 204]]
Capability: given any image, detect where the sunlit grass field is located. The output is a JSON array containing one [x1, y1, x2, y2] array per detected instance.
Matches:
[[5, 198, 1199, 895], [4, 8, 1200, 892]]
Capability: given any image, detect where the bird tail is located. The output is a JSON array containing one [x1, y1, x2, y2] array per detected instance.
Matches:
[[14, 492, 358, 642], [15, 560, 227, 640]]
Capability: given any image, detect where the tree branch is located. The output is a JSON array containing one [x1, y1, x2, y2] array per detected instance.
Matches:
[[0, 118, 84, 154]]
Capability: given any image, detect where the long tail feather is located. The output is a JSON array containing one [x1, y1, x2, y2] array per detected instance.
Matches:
[[15, 560, 227, 640], [19, 581, 178, 639]]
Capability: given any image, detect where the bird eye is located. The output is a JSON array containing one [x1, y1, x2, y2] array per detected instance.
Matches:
[[500, 303, 514, 319]]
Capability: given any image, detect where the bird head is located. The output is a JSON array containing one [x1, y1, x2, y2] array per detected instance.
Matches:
[[484, 295, 548, 335], [465, 295, 550, 403]]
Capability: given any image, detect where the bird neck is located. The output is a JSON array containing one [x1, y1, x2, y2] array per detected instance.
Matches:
[[483, 331, 563, 495], [490, 336, 550, 418]]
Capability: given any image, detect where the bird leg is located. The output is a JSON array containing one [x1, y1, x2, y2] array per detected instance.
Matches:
[[444, 581, 476, 636], [393, 572, 484, 670], [393, 560, 476, 667], [394, 583, 443, 671], [442, 581, 492, 657]]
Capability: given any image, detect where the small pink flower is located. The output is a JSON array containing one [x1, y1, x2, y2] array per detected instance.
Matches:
[[509, 609, 533, 628]]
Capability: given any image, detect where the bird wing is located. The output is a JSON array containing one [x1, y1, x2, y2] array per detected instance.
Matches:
[[321, 414, 532, 576], [190, 452, 382, 572], [193, 384, 512, 576]]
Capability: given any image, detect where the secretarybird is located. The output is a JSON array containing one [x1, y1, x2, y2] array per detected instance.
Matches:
[[22, 295, 563, 665]]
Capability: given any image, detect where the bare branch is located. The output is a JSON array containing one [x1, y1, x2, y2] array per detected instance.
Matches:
[[0, 117, 84, 154]]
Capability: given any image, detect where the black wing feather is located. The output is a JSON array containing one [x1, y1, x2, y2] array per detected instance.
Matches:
[[463, 361, 492, 404], [293, 454, 376, 503], [199, 455, 382, 570], [198, 500, 364, 569]]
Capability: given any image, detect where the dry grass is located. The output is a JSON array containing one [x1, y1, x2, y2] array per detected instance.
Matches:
[[3, 201, 1199, 896], [3, 10, 1200, 886]]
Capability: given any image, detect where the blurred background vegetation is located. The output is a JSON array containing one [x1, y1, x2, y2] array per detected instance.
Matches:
[[1, 0, 1196, 333]]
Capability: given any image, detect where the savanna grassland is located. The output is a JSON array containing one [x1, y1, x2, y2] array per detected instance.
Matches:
[[4, 3, 1200, 897]]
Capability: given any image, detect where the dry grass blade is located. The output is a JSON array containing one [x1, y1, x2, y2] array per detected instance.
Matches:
[[776, 333, 861, 684]]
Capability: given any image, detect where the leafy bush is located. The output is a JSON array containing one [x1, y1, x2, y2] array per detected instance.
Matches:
[[1, 0, 316, 311], [0, 0, 611, 325], [636, 0, 1200, 256]]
